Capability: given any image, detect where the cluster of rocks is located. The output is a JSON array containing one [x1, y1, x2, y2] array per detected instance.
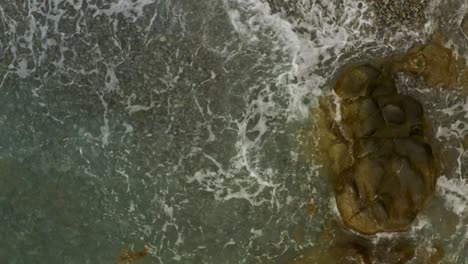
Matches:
[[367, 0, 428, 28], [320, 63, 437, 234]]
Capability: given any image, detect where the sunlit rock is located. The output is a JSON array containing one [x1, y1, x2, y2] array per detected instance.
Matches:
[[320, 64, 437, 234], [334, 65, 381, 99], [392, 35, 468, 92]]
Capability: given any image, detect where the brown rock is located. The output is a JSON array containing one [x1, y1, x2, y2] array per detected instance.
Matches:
[[391, 35, 468, 91], [322, 64, 436, 234], [464, 134, 468, 150], [463, 13, 468, 36], [427, 245, 444, 264], [335, 65, 381, 99]]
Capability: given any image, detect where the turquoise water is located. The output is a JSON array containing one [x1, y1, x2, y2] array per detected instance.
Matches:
[[0, 0, 466, 263]]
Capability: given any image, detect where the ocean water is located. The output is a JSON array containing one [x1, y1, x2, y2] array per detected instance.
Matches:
[[0, 0, 466, 263]]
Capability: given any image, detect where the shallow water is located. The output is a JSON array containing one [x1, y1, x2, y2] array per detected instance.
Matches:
[[0, 0, 466, 263]]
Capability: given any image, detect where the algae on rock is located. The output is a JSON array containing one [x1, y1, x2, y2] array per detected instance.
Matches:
[[319, 63, 436, 234]]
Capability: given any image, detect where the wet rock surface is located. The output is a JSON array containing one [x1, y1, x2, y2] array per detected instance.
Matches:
[[392, 35, 468, 92], [463, 14, 468, 36], [297, 34, 468, 263], [284, 218, 421, 264], [320, 63, 437, 234]]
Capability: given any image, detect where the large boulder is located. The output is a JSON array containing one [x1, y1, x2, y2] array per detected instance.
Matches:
[[322, 64, 437, 234]]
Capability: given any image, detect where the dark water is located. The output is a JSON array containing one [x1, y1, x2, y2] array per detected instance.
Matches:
[[0, 0, 466, 263]]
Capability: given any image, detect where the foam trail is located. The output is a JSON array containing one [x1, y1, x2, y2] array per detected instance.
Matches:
[[221, 0, 429, 197]]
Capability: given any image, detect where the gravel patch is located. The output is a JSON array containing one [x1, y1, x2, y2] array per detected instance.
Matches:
[[366, 0, 428, 29]]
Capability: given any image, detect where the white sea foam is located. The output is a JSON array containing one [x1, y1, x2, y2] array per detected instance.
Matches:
[[432, 93, 468, 218], [88, 0, 155, 19], [198, 0, 435, 210], [437, 176, 468, 216], [226, 0, 431, 123], [225, 0, 301, 51]]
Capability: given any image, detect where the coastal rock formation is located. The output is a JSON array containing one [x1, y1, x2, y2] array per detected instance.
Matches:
[[395, 42, 452, 82], [320, 63, 437, 234], [392, 38, 468, 91]]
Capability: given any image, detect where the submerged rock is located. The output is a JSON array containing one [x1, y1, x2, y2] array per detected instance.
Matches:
[[285, 219, 418, 264], [320, 63, 436, 234], [391, 35, 468, 92]]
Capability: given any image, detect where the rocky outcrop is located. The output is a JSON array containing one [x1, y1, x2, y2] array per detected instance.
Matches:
[[391, 37, 468, 94], [320, 64, 437, 234]]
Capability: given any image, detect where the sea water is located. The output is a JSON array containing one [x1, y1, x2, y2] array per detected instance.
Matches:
[[0, 0, 466, 263]]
